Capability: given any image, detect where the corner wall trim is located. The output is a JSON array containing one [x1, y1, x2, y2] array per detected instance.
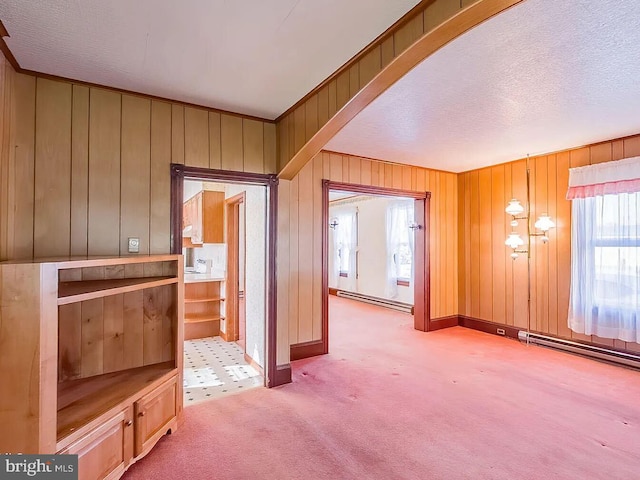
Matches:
[[459, 315, 522, 339], [430, 315, 459, 331], [290, 340, 325, 361], [273, 364, 292, 386]]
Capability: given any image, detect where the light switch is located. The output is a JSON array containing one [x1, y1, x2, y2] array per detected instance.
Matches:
[[128, 237, 140, 253]]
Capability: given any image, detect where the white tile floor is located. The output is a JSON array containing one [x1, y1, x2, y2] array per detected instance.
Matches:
[[183, 336, 263, 405]]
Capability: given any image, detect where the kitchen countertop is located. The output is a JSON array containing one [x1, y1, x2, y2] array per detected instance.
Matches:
[[184, 272, 226, 283]]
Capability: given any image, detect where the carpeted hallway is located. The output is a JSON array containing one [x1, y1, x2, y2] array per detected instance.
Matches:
[[124, 296, 640, 479]]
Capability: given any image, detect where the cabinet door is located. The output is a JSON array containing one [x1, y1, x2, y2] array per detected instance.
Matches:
[[191, 193, 203, 244], [59, 408, 133, 480], [182, 198, 191, 230], [134, 376, 177, 457], [202, 191, 225, 243]]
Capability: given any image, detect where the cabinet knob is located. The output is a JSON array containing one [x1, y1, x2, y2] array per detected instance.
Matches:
[[138, 411, 145, 417], [125, 420, 133, 427]]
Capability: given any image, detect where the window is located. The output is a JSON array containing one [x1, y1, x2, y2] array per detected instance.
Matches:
[[331, 208, 358, 284], [567, 157, 640, 343], [385, 200, 414, 297]]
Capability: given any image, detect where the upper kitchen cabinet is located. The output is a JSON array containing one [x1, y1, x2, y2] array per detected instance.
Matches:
[[183, 191, 225, 244]]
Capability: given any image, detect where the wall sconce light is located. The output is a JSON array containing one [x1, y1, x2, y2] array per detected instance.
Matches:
[[329, 217, 339, 229]]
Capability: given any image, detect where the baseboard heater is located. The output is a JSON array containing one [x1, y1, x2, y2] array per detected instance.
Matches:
[[336, 290, 413, 314], [518, 331, 640, 370]]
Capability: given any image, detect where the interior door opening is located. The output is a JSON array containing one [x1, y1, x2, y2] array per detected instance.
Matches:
[[322, 181, 430, 355], [178, 177, 268, 405]]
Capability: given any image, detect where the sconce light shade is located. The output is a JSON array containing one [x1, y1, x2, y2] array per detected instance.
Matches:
[[505, 199, 524, 216], [505, 233, 524, 249], [534, 214, 555, 232]]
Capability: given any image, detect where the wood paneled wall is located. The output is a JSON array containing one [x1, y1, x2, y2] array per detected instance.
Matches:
[[280, 151, 458, 346], [458, 134, 640, 352], [276, 0, 468, 171], [0, 66, 276, 261]]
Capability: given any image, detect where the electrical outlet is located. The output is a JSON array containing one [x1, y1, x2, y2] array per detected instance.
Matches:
[[128, 237, 140, 253], [497, 328, 506, 336]]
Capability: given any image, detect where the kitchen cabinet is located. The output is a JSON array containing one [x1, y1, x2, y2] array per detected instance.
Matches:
[[183, 190, 224, 244]]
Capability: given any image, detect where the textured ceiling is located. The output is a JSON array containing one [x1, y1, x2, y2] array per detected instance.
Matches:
[[325, 0, 640, 172], [0, 0, 420, 119]]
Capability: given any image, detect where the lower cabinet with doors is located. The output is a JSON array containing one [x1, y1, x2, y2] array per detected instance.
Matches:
[[0, 255, 184, 480]]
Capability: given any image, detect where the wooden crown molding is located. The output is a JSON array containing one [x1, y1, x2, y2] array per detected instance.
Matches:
[[0, 20, 274, 124], [278, 0, 524, 181]]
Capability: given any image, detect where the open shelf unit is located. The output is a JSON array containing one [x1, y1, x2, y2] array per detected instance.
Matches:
[[0, 255, 184, 480], [184, 278, 225, 340]]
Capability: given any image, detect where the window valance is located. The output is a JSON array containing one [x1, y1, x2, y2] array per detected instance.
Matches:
[[566, 156, 640, 199]]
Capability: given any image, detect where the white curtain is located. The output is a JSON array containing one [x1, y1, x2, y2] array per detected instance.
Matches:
[[385, 200, 414, 298], [567, 157, 640, 342], [332, 207, 358, 291]]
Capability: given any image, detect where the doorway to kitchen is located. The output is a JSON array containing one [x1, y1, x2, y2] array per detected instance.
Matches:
[[171, 165, 279, 404]]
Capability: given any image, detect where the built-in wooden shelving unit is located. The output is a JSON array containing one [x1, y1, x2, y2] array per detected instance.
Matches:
[[0, 255, 184, 480]]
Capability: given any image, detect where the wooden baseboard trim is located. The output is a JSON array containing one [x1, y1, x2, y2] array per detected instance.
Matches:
[[290, 340, 325, 361], [328, 287, 338, 296], [459, 315, 522, 339], [244, 352, 264, 376], [430, 315, 459, 331], [272, 364, 292, 387]]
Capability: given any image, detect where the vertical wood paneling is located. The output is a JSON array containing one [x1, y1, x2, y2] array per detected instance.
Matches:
[[120, 95, 151, 256], [336, 71, 350, 111], [70, 85, 89, 256], [150, 101, 172, 254], [490, 165, 505, 325], [293, 106, 305, 153], [264, 123, 277, 174], [478, 169, 492, 321], [34, 78, 72, 257], [242, 119, 264, 173], [88, 88, 121, 256], [297, 162, 314, 343], [276, 180, 291, 365], [546, 154, 558, 336], [12, 74, 36, 259], [312, 155, 323, 340], [359, 47, 381, 88], [317, 86, 329, 129], [469, 171, 480, 318], [209, 112, 222, 169], [103, 294, 125, 374], [381, 36, 395, 68], [328, 80, 337, 118], [184, 107, 209, 168], [288, 176, 299, 343], [555, 152, 571, 339], [171, 104, 184, 165], [349, 65, 359, 98], [221, 114, 243, 171], [394, 12, 424, 54], [277, 115, 289, 172], [511, 160, 528, 329], [305, 94, 318, 142]]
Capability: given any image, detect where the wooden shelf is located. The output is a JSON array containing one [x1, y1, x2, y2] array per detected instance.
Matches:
[[184, 314, 223, 324], [184, 296, 223, 303], [57, 362, 175, 442], [58, 276, 177, 305]]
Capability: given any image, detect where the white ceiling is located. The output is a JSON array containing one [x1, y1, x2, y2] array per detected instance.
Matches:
[[326, 0, 640, 173], [0, 0, 420, 119]]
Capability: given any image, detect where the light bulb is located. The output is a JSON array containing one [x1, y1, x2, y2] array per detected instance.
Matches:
[[505, 199, 524, 216], [510, 219, 519, 227], [511, 252, 519, 260]]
